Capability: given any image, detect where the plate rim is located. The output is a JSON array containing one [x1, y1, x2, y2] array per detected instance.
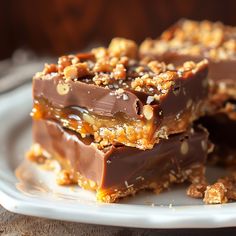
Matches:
[[1, 180, 236, 229]]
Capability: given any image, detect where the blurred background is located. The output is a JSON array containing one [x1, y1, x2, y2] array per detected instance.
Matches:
[[0, 0, 236, 60]]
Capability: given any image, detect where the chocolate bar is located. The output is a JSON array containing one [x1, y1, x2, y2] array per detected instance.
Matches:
[[32, 38, 209, 150], [140, 19, 236, 111], [27, 119, 209, 203]]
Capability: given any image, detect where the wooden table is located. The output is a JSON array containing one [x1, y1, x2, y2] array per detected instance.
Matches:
[[1, 206, 236, 236]]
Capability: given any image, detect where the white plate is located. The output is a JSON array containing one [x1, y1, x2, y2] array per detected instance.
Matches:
[[1, 84, 236, 229]]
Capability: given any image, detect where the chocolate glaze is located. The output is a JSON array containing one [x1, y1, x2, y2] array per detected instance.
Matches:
[[33, 64, 208, 119], [33, 76, 143, 118], [33, 119, 209, 190]]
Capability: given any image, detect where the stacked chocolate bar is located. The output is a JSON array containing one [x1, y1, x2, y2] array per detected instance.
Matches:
[[140, 19, 236, 167], [28, 38, 211, 202]]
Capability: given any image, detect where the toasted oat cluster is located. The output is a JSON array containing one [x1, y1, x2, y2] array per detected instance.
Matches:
[[140, 19, 236, 60], [187, 172, 236, 204]]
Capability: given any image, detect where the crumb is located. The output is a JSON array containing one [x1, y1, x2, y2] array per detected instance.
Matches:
[[56, 170, 76, 185], [187, 182, 208, 198], [203, 182, 228, 204], [188, 171, 236, 204]]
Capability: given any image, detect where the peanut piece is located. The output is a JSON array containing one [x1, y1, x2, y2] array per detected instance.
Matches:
[[143, 105, 153, 120]]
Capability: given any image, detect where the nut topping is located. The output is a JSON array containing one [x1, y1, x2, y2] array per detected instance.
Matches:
[[56, 82, 70, 95], [143, 105, 153, 120]]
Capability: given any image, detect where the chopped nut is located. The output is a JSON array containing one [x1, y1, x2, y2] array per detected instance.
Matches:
[[108, 37, 138, 58], [57, 82, 70, 95], [183, 61, 196, 71], [83, 113, 95, 125], [143, 105, 153, 120], [92, 47, 108, 59], [93, 73, 110, 85], [94, 61, 113, 73], [180, 140, 189, 155], [148, 61, 166, 74], [64, 65, 78, 80], [43, 63, 57, 74], [58, 55, 72, 73], [76, 62, 90, 78], [113, 63, 126, 80], [115, 88, 124, 95]]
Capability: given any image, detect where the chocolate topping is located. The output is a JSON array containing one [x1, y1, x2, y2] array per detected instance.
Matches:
[[33, 61, 208, 119], [33, 75, 143, 118]]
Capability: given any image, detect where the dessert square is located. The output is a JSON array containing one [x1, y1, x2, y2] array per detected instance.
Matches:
[[27, 119, 210, 203], [32, 38, 209, 150]]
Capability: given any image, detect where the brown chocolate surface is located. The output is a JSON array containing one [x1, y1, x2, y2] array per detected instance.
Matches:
[[33, 61, 209, 119], [33, 75, 143, 118], [140, 19, 236, 102], [33, 119, 209, 192]]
